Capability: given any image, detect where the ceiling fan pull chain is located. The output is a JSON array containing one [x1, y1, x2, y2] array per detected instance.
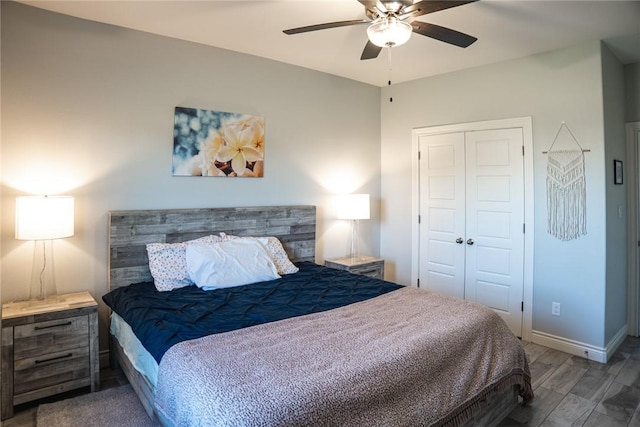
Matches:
[[387, 47, 393, 102], [387, 46, 392, 86]]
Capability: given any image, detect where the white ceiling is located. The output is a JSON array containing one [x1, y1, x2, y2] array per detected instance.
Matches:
[[20, 0, 640, 87]]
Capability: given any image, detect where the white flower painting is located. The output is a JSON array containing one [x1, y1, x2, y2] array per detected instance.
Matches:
[[172, 107, 264, 177]]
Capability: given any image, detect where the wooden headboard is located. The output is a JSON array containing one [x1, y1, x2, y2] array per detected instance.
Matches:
[[108, 205, 316, 291]]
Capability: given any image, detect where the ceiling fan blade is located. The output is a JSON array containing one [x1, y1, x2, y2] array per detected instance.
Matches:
[[283, 19, 369, 35], [411, 21, 477, 48], [360, 40, 383, 60], [403, 0, 478, 19]]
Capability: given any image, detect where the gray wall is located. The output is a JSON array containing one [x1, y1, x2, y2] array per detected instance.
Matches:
[[0, 2, 381, 348], [602, 43, 628, 345], [627, 63, 640, 122], [380, 41, 612, 349]]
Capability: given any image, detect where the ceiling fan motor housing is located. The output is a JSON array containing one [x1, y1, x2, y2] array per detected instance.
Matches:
[[381, 1, 414, 13], [366, 0, 413, 19]]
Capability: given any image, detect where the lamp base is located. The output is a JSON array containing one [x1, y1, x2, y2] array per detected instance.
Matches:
[[348, 219, 362, 261]]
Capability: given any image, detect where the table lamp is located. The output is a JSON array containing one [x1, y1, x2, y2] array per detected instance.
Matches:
[[337, 193, 370, 260]]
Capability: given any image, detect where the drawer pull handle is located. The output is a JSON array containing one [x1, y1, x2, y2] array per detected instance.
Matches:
[[34, 321, 72, 330], [359, 269, 378, 275], [35, 353, 73, 364]]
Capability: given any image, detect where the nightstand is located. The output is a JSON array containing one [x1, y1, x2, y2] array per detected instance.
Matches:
[[1, 291, 99, 420], [324, 256, 385, 279]]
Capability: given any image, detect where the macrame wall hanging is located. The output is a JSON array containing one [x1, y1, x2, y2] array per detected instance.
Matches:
[[544, 122, 590, 241]]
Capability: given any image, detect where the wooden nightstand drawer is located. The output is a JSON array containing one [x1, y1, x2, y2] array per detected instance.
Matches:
[[348, 264, 384, 278], [14, 346, 90, 396], [15, 316, 89, 359]]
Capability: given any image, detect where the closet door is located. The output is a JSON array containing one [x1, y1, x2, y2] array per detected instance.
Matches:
[[418, 132, 466, 299], [418, 128, 524, 337], [464, 129, 525, 335]]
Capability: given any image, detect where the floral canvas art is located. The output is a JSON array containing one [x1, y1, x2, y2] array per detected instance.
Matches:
[[172, 107, 264, 177]]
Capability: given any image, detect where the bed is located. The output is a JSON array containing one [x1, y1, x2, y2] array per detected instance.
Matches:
[[105, 205, 532, 427]]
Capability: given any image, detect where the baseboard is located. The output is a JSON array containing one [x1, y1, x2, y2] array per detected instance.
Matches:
[[607, 324, 629, 361], [531, 325, 628, 364]]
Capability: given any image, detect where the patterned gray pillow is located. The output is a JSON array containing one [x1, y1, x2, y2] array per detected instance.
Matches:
[[147, 235, 221, 291]]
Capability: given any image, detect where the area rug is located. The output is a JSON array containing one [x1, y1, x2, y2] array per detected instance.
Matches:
[[36, 385, 156, 427]]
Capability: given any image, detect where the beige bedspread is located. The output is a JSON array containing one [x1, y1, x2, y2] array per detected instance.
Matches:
[[154, 287, 533, 426]]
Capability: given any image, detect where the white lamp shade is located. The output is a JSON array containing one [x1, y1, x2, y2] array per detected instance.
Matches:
[[367, 17, 412, 48], [337, 194, 370, 220], [16, 196, 75, 240]]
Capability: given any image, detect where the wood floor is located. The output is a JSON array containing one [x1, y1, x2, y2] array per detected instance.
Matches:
[[5, 337, 640, 427], [500, 337, 640, 426]]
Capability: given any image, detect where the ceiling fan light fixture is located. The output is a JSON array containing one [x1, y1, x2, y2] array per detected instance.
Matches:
[[366, 16, 412, 48]]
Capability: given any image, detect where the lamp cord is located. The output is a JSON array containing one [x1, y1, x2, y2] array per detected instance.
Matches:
[[39, 240, 47, 299]]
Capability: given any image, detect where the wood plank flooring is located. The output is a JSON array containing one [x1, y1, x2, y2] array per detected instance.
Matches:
[[499, 336, 640, 426], [6, 337, 640, 427]]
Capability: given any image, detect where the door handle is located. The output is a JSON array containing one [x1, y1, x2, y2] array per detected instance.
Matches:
[[467, 239, 474, 245], [456, 237, 463, 244]]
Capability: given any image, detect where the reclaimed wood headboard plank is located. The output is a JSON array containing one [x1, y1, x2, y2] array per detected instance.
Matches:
[[108, 205, 316, 290]]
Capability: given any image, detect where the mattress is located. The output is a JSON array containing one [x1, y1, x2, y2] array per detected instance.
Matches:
[[110, 312, 159, 387]]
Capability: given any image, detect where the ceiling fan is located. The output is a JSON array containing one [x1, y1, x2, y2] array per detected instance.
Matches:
[[283, 0, 478, 60]]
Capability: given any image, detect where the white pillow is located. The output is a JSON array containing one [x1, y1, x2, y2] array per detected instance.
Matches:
[[219, 233, 299, 275], [146, 235, 221, 292], [186, 239, 280, 290]]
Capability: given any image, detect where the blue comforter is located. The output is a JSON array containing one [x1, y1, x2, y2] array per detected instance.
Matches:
[[102, 262, 402, 363]]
